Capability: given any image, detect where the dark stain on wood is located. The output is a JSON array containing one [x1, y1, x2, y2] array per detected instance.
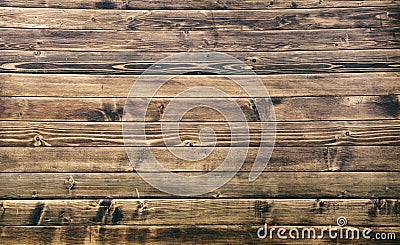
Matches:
[[376, 94, 399, 118], [93, 199, 112, 223], [103, 103, 124, 121], [95, 0, 116, 9], [85, 103, 124, 122], [249, 99, 261, 121], [111, 207, 124, 224], [97, 226, 107, 242], [311, 199, 328, 214], [97, 227, 108, 242], [158, 104, 165, 117], [368, 199, 382, 217], [85, 110, 106, 122], [254, 200, 270, 218], [239, 103, 260, 122], [0, 203, 5, 216], [29, 203, 45, 225], [323, 147, 329, 168], [368, 199, 400, 218], [272, 98, 282, 105]]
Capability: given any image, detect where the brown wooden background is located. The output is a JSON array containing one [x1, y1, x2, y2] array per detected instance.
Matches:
[[0, 0, 399, 244]]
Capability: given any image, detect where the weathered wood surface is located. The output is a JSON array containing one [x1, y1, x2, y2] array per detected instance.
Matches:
[[1, 146, 399, 172], [0, 28, 397, 52], [1, 7, 398, 30], [1, 1, 399, 244], [0, 225, 398, 245], [1, 50, 398, 75], [0, 96, 399, 121], [0, 199, 398, 226], [0, 172, 399, 199], [1, 121, 399, 147], [0, 0, 398, 9], [1, 73, 399, 97]]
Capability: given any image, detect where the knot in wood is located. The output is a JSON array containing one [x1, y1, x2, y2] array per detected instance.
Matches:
[[65, 176, 75, 190]]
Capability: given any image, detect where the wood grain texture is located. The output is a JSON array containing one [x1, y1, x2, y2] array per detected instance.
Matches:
[[0, 172, 399, 199], [0, 121, 399, 147], [1, 2, 399, 243], [1, 50, 398, 75], [1, 7, 398, 30], [0, 0, 397, 9], [1, 146, 399, 172], [0, 28, 398, 52], [0, 96, 399, 121], [1, 73, 399, 97], [0, 199, 398, 226], [0, 226, 398, 245]]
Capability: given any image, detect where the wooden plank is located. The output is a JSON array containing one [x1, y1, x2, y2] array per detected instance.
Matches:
[[0, 1, 397, 242], [1, 73, 399, 97], [0, 120, 399, 147], [1, 146, 399, 172], [0, 7, 398, 30], [0, 199, 399, 226], [0, 96, 398, 121], [1, 50, 398, 75], [0, 172, 399, 198], [0, 28, 397, 52], [0, 225, 399, 244], [0, 0, 397, 10]]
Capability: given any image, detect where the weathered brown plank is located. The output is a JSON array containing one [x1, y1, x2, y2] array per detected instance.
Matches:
[[0, 96, 398, 121], [1, 73, 399, 97], [0, 199, 398, 226], [1, 121, 399, 147], [0, 28, 397, 52], [0, 225, 398, 245], [0, 0, 397, 10], [0, 1, 397, 242], [0, 172, 399, 198], [43, 225, 400, 244], [1, 7, 398, 30], [1, 225, 400, 245], [1, 146, 399, 172], [1, 50, 398, 75]]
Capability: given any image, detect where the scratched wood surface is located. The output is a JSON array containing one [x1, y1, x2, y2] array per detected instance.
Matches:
[[0, 1, 399, 244]]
